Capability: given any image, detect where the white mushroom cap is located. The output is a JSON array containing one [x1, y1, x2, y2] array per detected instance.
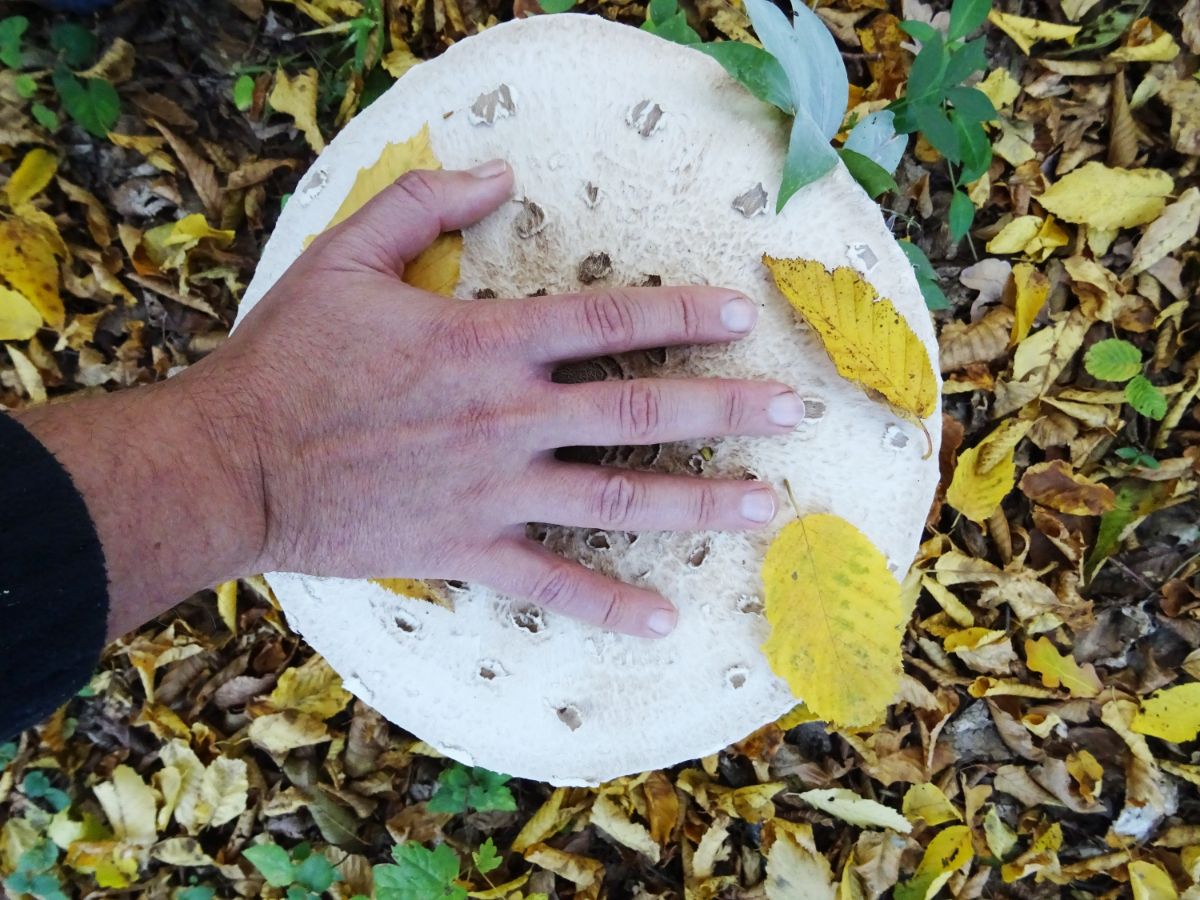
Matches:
[[237, 14, 941, 785]]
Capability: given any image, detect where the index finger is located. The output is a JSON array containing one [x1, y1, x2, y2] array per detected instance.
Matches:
[[505, 286, 759, 363]]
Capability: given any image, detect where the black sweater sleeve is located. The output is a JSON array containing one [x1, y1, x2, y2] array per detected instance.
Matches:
[[0, 412, 109, 740]]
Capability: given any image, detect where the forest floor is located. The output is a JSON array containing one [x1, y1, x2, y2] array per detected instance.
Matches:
[[1, 0, 1199, 897]]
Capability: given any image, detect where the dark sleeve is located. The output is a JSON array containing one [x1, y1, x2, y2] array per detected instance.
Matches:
[[0, 412, 109, 740]]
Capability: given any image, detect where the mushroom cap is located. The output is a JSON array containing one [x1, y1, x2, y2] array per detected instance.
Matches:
[[237, 14, 942, 785]]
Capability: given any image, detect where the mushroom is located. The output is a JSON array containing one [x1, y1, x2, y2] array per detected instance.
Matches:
[[237, 14, 941, 785]]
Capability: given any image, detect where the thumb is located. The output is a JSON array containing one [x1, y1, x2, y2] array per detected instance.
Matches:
[[338, 161, 513, 274]]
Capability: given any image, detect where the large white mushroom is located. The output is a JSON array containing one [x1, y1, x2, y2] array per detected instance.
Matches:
[[236, 13, 942, 786]]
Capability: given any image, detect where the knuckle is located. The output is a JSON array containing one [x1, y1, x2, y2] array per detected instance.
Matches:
[[530, 565, 576, 611], [593, 473, 643, 527], [674, 291, 702, 341], [582, 291, 638, 347], [442, 310, 500, 358], [599, 591, 625, 629], [459, 399, 504, 445], [692, 484, 720, 528], [392, 170, 441, 211], [721, 383, 748, 431], [619, 381, 663, 440]]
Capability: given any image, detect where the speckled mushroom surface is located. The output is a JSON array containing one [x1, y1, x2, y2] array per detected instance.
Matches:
[[236, 13, 942, 786]]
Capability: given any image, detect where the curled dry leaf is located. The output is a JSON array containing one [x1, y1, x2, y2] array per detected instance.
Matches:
[[1019, 460, 1116, 516]]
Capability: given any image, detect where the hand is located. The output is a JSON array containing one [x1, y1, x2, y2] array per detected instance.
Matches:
[[18, 163, 805, 641]]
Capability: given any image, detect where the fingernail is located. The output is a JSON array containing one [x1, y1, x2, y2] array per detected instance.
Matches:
[[467, 159, 508, 179], [741, 489, 776, 523], [721, 297, 756, 332], [646, 607, 677, 637], [768, 392, 806, 427]]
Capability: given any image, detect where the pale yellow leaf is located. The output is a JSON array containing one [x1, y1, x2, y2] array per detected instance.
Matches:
[[761, 514, 905, 727], [5, 147, 57, 209], [946, 435, 1016, 524], [902, 783, 962, 826], [986, 215, 1042, 256], [151, 837, 213, 867], [590, 794, 660, 863], [1010, 262, 1049, 345], [764, 824, 836, 900], [247, 710, 331, 753], [523, 843, 603, 887], [763, 257, 937, 424], [1024, 637, 1102, 698], [215, 580, 238, 635], [0, 218, 65, 328], [798, 788, 911, 832], [983, 805, 1018, 859], [1038, 162, 1173, 231], [1108, 19, 1180, 63], [977, 69, 1021, 110], [0, 286, 42, 341], [1129, 187, 1200, 275], [5, 344, 45, 404], [270, 68, 325, 152], [93, 766, 159, 845], [898, 825, 974, 899], [1132, 684, 1200, 743], [403, 233, 464, 297], [203, 756, 249, 829], [267, 655, 352, 719], [1129, 861, 1180, 900], [512, 788, 571, 853], [988, 10, 1081, 55]]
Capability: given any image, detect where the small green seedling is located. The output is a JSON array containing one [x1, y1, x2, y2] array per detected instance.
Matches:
[[3, 840, 69, 900], [1084, 338, 1167, 421], [22, 771, 71, 813], [244, 841, 338, 900], [1114, 446, 1159, 469], [427, 763, 517, 815]]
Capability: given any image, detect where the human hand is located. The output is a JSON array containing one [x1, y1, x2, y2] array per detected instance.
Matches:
[[175, 163, 808, 638]]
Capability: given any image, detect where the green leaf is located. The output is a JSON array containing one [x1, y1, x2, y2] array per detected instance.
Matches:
[[839, 148, 898, 199], [293, 852, 337, 894], [778, 109, 840, 212], [953, 112, 992, 185], [947, 0, 991, 41], [0, 16, 28, 69], [914, 102, 961, 162], [0, 742, 15, 770], [949, 190, 974, 240], [17, 840, 59, 874], [906, 34, 947, 101], [1055, 0, 1147, 57], [943, 37, 987, 86], [472, 838, 502, 875], [642, 11, 701, 44], [244, 844, 297, 888], [14, 73, 36, 98], [284, 886, 312, 900], [466, 769, 516, 812], [898, 20, 938, 44], [428, 764, 516, 814], [50, 23, 97, 68], [1115, 447, 1159, 469], [1085, 478, 1173, 578], [31, 103, 60, 131], [233, 74, 255, 111], [178, 889, 217, 900], [53, 69, 119, 138], [647, 0, 677, 25], [946, 86, 996, 123], [1126, 375, 1167, 420], [22, 772, 71, 812], [899, 241, 950, 311], [540, 0, 577, 11], [376, 843, 465, 900], [1085, 338, 1142, 382], [695, 41, 792, 113]]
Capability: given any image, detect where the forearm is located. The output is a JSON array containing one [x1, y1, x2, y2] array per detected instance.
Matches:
[[12, 372, 263, 641]]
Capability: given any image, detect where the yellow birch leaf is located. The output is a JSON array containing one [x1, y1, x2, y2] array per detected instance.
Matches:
[[372, 577, 453, 609], [1024, 636, 1102, 698], [512, 788, 570, 853], [762, 257, 936, 424], [903, 783, 961, 826], [403, 233, 464, 296], [466, 873, 532, 899], [1108, 19, 1180, 63], [976, 418, 1031, 473], [1129, 861, 1180, 900], [983, 806, 1018, 859], [761, 514, 906, 727], [1132, 683, 1200, 743], [270, 68, 325, 153], [986, 215, 1042, 255], [764, 824, 836, 900], [0, 286, 42, 340], [93, 766, 159, 845], [1010, 262, 1049, 345], [988, 11, 1081, 55], [798, 788, 911, 832], [946, 437, 1016, 524], [5, 148, 57, 209], [247, 710, 331, 753], [896, 825, 974, 900], [267, 655, 352, 719], [590, 794, 660, 863], [1065, 749, 1103, 804], [215, 580, 238, 635], [523, 843, 603, 887], [977, 69, 1021, 110], [0, 218, 65, 328], [202, 756, 250, 829], [1038, 162, 1173, 230], [1129, 187, 1200, 275]]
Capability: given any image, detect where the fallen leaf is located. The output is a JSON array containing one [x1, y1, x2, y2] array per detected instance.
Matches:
[[894, 825, 973, 900], [1038, 162, 1173, 231], [761, 514, 906, 727], [1128, 860, 1180, 900], [270, 68, 326, 152], [799, 788, 911, 832], [946, 429, 1017, 524], [4, 147, 57, 208], [1024, 636, 1102, 697], [1010, 263, 1050, 345], [763, 820, 836, 900], [1019, 460, 1115, 515], [590, 794, 659, 863], [763, 257, 937, 428], [262, 656, 352, 719], [1108, 18, 1180, 63], [988, 11, 1082, 55], [0, 286, 42, 340], [0, 218, 65, 328], [1065, 749, 1103, 804], [1132, 684, 1200, 743], [903, 783, 961, 826], [215, 580, 238, 635], [1129, 187, 1200, 276], [93, 766, 159, 845], [247, 710, 331, 754], [939, 306, 1013, 373], [523, 843, 604, 887]]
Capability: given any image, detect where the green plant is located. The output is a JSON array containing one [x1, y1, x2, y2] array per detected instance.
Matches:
[[1115, 446, 1159, 469], [427, 763, 517, 815], [1084, 338, 1167, 420], [0, 741, 16, 770], [2, 840, 69, 900], [0, 15, 121, 137], [899, 241, 949, 311], [21, 771, 71, 813], [373, 842, 466, 900], [233, 73, 256, 111], [244, 841, 338, 899], [888, 0, 996, 241]]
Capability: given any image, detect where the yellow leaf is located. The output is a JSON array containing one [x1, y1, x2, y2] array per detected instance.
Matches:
[[798, 788, 911, 832], [988, 10, 1081, 55], [761, 514, 906, 727], [1108, 19, 1180, 63], [5, 148, 57, 209], [977, 69, 1021, 110], [903, 783, 961, 826], [1065, 749, 1103, 804], [215, 580, 238, 635], [512, 788, 572, 853], [267, 655, 352, 719], [1024, 637, 1102, 698], [898, 825, 974, 900], [1038, 162, 1173, 231], [1129, 861, 1180, 900], [372, 577, 453, 610], [764, 821, 836, 900], [775, 703, 820, 730], [762, 257, 936, 425], [270, 68, 325, 153], [983, 806, 1018, 859], [589, 795, 660, 863], [0, 286, 42, 340], [1010, 262, 1049, 345], [944, 627, 1006, 652], [986, 215, 1042, 256], [0, 218, 65, 328], [946, 434, 1016, 524], [1132, 683, 1200, 743], [93, 766, 159, 845], [165, 214, 235, 247], [151, 837, 213, 867], [523, 843, 604, 887], [247, 710, 331, 754], [1129, 187, 1200, 275], [311, 124, 463, 297]]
